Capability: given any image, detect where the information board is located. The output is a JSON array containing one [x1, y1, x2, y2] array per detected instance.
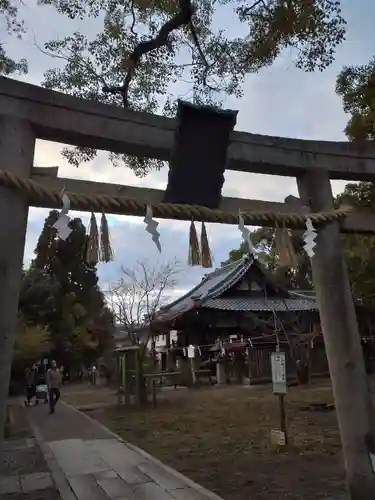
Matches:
[[271, 351, 287, 394]]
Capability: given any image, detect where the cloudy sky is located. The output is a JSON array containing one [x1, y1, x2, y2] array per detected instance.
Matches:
[[3, 0, 375, 297]]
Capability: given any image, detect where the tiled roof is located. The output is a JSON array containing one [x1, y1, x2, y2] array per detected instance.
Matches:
[[204, 297, 317, 312], [153, 253, 317, 324], [154, 254, 254, 322]]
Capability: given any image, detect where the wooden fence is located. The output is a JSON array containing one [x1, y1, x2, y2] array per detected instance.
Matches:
[[248, 342, 329, 385]]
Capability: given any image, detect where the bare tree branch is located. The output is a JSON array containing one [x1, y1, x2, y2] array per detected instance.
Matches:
[[129, 0, 137, 36], [188, 21, 217, 91], [241, 0, 268, 17], [32, 31, 109, 89], [102, 0, 218, 106], [107, 259, 182, 346], [103, 0, 193, 106]]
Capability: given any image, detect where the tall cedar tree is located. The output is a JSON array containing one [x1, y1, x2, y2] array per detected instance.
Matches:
[[32, 210, 114, 367]]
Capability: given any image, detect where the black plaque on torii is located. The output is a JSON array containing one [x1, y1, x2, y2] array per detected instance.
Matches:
[[163, 100, 238, 209]]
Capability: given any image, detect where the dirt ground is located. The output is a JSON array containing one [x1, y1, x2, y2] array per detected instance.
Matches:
[[63, 381, 352, 500]]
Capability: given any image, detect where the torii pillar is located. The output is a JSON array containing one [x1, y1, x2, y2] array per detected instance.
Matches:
[[297, 170, 375, 499], [0, 117, 35, 439]]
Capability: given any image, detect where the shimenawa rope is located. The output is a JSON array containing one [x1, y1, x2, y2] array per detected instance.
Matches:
[[0, 169, 353, 228]]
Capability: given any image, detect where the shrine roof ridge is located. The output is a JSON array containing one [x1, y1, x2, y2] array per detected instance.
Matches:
[[154, 254, 254, 322], [153, 254, 317, 324]]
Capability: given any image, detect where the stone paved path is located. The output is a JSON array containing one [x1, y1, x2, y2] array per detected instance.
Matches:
[[0, 438, 55, 495], [0, 403, 59, 500], [27, 401, 223, 500]]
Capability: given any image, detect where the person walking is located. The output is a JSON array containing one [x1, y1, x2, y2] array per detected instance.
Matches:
[[46, 360, 62, 414], [24, 365, 37, 407], [91, 364, 97, 386]]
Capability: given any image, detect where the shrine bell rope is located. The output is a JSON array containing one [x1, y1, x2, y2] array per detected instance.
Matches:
[[0, 169, 354, 228]]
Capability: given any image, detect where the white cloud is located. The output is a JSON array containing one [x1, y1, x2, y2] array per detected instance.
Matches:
[[7, 0, 375, 298]]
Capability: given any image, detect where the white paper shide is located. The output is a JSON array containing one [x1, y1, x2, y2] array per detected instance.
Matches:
[[238, 211, 254, 255], [144, 205, 161, 253], [53, 193, 72, 241], [303, 218, 317, 258]]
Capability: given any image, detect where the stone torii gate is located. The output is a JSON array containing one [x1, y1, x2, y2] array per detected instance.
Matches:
[[1, 75, 375, 498]]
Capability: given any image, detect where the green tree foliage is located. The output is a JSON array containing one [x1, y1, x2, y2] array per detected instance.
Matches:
[[27, 210, 114, 368], [12, 269, 56, 372], [13, 317, 50, 367], [337, 182, 375, 307], [0, 0, 27, 75], [18, 268, 60, 325], [221, 242, 248, 267], [336, 57, 375, 141], [224, 182, 375, 304], [36, 0, 346, 175], [221, 226, 312, 289]]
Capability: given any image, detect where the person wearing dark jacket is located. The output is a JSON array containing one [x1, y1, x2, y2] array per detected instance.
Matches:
[[46, 360, 62, 414]]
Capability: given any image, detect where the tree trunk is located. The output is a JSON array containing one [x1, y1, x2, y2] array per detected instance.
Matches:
[[297, 171, 375, 498], [0, 118, 34, 440]]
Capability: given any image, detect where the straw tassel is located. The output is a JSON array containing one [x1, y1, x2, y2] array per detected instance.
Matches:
[[200, 222, 213, 268], [283, 227, 298, 269], [188, 221, 201, 266], [85, 212, 100, 265], [275, 222, 298, 268], [274, 224, 288, 267], [100, 213, 114, 263]]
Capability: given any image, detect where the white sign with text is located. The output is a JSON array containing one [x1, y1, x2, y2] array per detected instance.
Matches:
[[271, 351, 287, 394]]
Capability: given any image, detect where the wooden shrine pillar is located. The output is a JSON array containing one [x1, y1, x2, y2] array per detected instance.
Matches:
[[297, 170, 375, 499], [0, 117, 35, 440]]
